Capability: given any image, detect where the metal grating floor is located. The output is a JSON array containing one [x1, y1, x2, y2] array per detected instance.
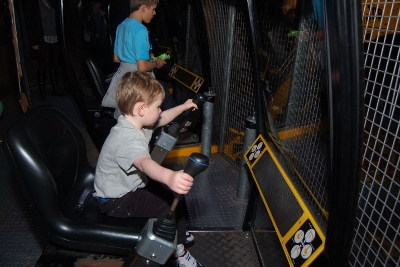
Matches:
[[163, 155, 248, 230], [33, 231, 260, 267]]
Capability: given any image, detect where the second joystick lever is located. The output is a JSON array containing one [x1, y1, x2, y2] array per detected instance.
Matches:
[[135, 153, 209, 265], [168, 153, 209, 218]]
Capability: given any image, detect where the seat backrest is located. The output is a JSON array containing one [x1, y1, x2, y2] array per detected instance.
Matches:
[[84, 55, 108, 99], [2, 105, 148, 255], [3, 105, 95, 217]]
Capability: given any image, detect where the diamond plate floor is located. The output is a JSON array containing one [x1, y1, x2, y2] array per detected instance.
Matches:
[[185, 231, 260, 267], [162, 155, 249, 230], [33, 231, 261, 267]]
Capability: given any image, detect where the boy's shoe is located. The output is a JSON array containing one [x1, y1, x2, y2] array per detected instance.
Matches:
[[186, 231, 194, 244], [176, 248, 203, 267]]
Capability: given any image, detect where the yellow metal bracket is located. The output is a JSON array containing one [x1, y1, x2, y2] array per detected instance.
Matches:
[[168, 64, 204, 93]]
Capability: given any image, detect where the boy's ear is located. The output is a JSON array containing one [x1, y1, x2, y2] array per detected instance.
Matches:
[[140, 4, 147, 13], [137, 102, 146, 117]]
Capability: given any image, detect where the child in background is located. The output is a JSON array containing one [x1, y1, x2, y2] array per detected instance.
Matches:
[[102, 0, 172, 118], [95, 71, 203, 267]]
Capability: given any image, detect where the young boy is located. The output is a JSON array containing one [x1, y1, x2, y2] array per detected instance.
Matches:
[[102, 0, 173, 118], [95, 71, 202, 267]]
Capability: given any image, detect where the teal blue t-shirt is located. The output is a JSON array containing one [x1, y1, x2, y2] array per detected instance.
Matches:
[[114, 18, 151, 64]]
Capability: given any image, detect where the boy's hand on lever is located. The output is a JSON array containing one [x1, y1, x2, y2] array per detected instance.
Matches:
[[183, 99, 198, 112], [158, 98, 198, 127], [167, 171, 194, 195], [134, 156, 193, 195]]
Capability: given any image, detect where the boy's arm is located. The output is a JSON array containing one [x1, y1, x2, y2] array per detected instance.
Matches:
[[113, 53, 121, 63], [137, 58, 166, 72], [159, 99, 198, 127], [134, 155, 194, 194]]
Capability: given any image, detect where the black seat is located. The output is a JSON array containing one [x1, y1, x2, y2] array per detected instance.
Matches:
[[84, 54, 114, 100], [2, 105, 148, 255]]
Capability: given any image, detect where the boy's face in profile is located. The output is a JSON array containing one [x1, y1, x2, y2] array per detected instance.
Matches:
[[142, 4, 157, 24], [143, 93, 163, 126]]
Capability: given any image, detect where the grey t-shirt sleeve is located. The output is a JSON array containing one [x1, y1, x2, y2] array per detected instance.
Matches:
[[116, 133, 151, 173]]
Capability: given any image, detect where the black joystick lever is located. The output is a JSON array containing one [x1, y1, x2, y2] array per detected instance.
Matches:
[[151, 94, 207, 165], [152, 153, 209, 243], [181, 94, 207, 120], [166, 94, 207, 138], [168, 153, 209, 219], [130, 153, 209, 266]]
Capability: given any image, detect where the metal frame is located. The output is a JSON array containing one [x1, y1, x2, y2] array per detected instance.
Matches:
[[324, 0, 364, 265]]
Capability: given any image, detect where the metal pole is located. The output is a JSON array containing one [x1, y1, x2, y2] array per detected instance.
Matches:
[[236, 114, 256, 200], [201, 90, 216, 159]]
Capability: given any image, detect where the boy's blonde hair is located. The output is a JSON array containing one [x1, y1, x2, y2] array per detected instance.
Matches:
[[117, 71, 165, 116], [130, 0, 159, 13]]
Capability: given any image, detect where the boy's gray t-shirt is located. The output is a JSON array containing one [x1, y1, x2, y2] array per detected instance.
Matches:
[[94, 115, 155, 198]]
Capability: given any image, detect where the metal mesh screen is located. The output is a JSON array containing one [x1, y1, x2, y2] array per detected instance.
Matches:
[[222, 4, 256, 165], [163, 1, 256, 163], [349, 1, 400, 266], [255, 0, 329, 230], [278, 1, 329, 228], [201, 1, 256, 165], [200, 0, 231, 146], [259, 1, 297, 121]]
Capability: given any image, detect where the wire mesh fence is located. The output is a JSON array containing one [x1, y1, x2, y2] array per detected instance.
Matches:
[[255, 0, 330, 231], [349, 1, 400, 266], [200, 0, 231, 149], [222, 4, 256, 165]]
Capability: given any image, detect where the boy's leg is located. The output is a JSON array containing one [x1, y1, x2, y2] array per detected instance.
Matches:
[[99, 186, 186, 244]]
